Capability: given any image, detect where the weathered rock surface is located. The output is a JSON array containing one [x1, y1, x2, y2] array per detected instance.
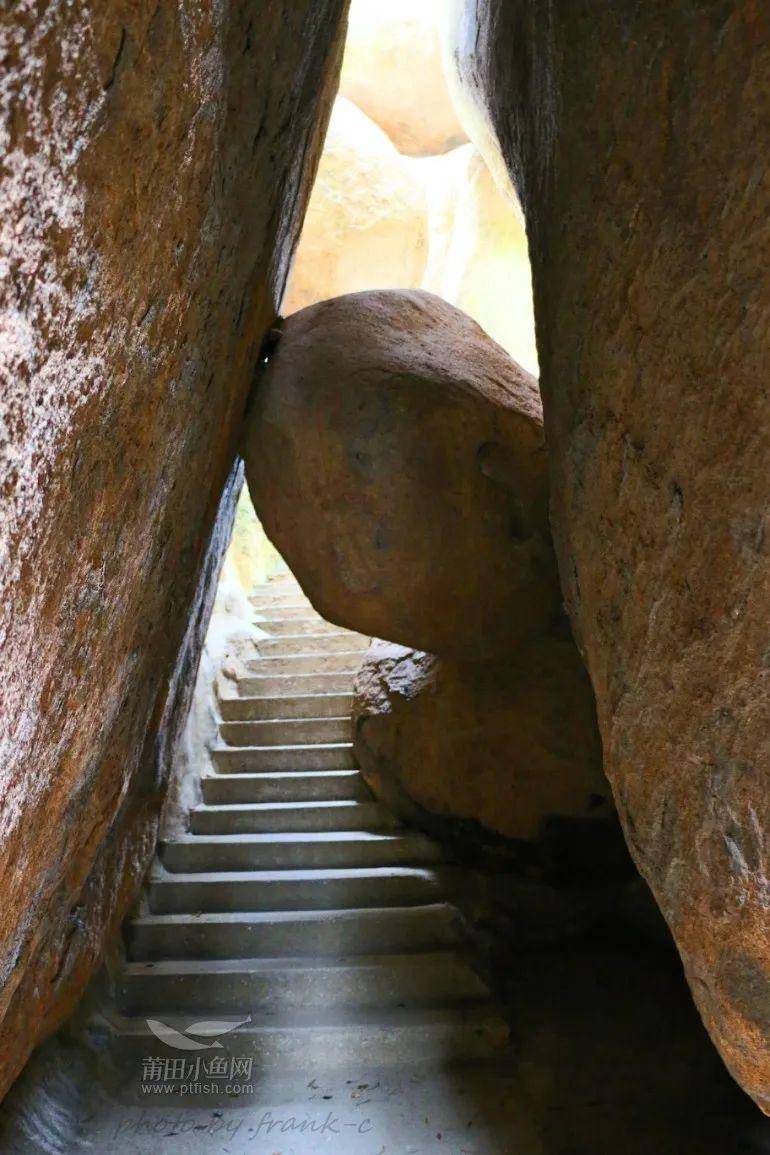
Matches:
[[354, 636, 633, 942], [244, 289, 561, 659], [282, 97, 429, 314], [354, 636, 613, 845], [458, 0, 770, 1111], [439, 0, 519, 203], [0, 0, 347, 1101], [340, 0, 467, 156]]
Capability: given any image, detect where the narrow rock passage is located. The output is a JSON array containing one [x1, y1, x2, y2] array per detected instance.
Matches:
[[114, 572, 509, 1069]]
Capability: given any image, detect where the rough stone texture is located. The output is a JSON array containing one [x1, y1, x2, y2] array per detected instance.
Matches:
[[352, 636, 632, 937], [245, 289, 561, 660], [339, 0, 467, 156], [282, 98, 429, 314], [354, 636, 611, 845], [458, 0, 770, 1112], [0, 0, 347, 1102]]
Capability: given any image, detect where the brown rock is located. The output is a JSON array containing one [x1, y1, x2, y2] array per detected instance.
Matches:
[[0, 0, 347, 1102], [353, 635, 612, 847], [244, 289, 561, 659], [458, 0, 770, 1112], [353, 636, 631, 937]]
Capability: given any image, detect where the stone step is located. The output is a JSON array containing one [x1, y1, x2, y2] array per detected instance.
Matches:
[[219, 716, 351, 747], [213, 742, 356, 773], [117, 950, 489, 1015], [201, 769, 369, 805], [238, 671, 355, 696], [160, 831, 444, 873], [190, 800, 397, 835], [257, 574, 298, 588], [255, 617, 354, 637], [250, 581, 308, 598], [255, 633, 369, 657], [106, 1005, 510, 1068], [251, 603, 322, 620], [219, 691, 354, 722], [127, 903, 462, 960], [246, 652, 363, 676], [250, 592, 312, 608], [147, 865, 445, 914]]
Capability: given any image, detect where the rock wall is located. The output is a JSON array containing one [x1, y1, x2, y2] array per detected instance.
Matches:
[[456, 0, 770, 1112], [0, 0, 348, 1101]]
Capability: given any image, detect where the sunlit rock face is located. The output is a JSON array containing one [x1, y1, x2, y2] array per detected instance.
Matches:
[[282, 97, 429, 314], [459, 0, 770, 1113], [439, 0, 518, 203], [419, 144, 537, 374], [339, 0, 468, 156], [0, 0, 347, 1102], [245, 289, 561, 660], [227, 489, 283, 594], [284, 2, 538, 371]]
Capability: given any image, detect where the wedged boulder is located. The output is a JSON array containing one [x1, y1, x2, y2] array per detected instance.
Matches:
[[0, 0, 347, 1102], [353, 636, 632, 934], [455, 0, 770, 1112], [244, 289, 561, 660], [339, 0, 468, 156], [282, 97, 429, 314]]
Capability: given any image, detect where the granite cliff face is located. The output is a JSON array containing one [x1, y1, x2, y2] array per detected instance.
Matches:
[[450, 0, 770, 1111], [0, 0, 348, 1100]]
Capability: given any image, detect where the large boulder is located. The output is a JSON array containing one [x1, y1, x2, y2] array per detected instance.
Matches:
[[354, 635, 612, 845], [339, 0, 468, 156], [0, 0, 347, 1102], [282, 97, 429, 314], [353, 636, 633, 936], [244, 289, 561, 660], [456, 0, 770, 1112]]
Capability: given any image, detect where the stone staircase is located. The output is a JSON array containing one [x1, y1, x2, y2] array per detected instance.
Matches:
[[111, 573, 509, 1069]]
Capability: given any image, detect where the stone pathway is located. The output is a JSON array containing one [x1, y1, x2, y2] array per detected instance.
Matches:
[[110, 572, 509, 1075], [3, 576, 763, 1153]]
